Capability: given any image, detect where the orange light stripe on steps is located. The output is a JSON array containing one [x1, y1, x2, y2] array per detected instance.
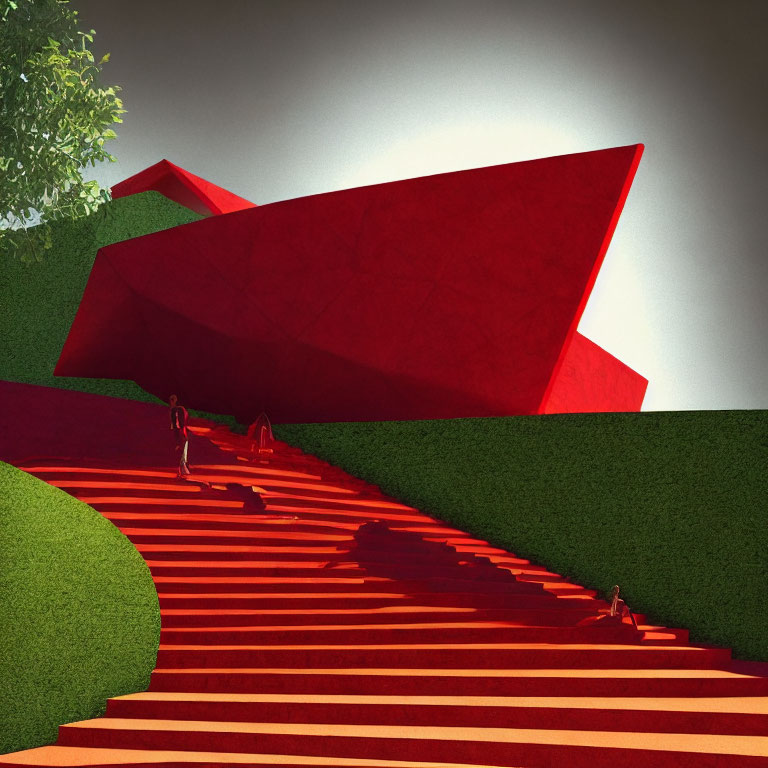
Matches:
[[156, 592, 409, 599], [156, 643, 716, 652], [120, 528, 352, 541], [153, 577, 364, 585], [23, 467, 178, 478], [192, 476, 359, 494], [0, 745, 517, 767], [102, 510, 298, 520], [146, 560, 344, 569], [192, 464, 322, 480], [160, 606, 478, 615], [102, 513, 302, 525], [265, 494, 416, 510], [58, 719, 768, 757], [264, 504, 430, 522], [160, 620, 597, 632], [137, 545, 346, 553], [150, 667, 759, 679], [76, 497, 247, 507], [110, 692, 768, 713], [109, 516, 471, 537], [49, 481, 202, 492]]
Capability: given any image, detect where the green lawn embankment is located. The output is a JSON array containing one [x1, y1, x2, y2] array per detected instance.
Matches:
[[0, 192, 243, 430], [0, 191, 201, 403], [276, 410, 768, 661], [0, 462, 160, 754]]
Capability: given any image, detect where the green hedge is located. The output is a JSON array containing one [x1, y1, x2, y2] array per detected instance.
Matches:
[[0, 462, 160, 754], [0, 193, 243, 431], [275, 410, 768, 661], [0, 192, 201, 403]]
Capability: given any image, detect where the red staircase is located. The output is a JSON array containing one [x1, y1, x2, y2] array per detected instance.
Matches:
[[2, 422, 767, 767]]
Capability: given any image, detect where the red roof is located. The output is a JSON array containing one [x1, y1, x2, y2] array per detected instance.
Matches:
[[110, 159, 257, 216]]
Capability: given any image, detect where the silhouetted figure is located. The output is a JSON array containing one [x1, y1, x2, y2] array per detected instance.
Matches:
[[247, 412, 274, 454], [609, 584, 638, 629], [169, 394, 190, 477]]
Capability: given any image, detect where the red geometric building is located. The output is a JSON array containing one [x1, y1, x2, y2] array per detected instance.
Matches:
[[56, 145, 647, 423], [110, 159, 257, 217]]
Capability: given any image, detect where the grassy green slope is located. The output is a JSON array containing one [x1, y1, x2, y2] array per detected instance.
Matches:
[[0, 192, 244, 430], [0, 191, 201, 403], [276, 410, 768, 660], [0, 461, 160, 754]]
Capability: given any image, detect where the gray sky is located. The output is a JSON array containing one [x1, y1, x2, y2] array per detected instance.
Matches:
[[73, 0, 768, 411]]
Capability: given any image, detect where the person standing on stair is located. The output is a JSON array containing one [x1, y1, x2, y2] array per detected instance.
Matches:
[[169, 394, 191, 477]]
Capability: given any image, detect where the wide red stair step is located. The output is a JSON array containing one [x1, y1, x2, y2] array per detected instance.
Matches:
[[103, 515, 365, 533], [104, 691, 768, 736], [157, 623, 644, 645], [155, 643, 730, 669], [149, 564, 368, 579], [54, 718, 768, 767], [0, 744, 537, 768], [148, 666, 768, 697], [154, 590, 582, 609], [149, 578, 558, 596], [158, 606, 604, 627], [136, 547, 348, 562]]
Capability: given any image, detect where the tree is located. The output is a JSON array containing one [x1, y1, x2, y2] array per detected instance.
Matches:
[[0, 0, 124, 262]]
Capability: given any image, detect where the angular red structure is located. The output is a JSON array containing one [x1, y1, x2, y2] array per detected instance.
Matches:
[[57, 145, 646, 423], [110, 159, 257, 216], [543, 332, 648, 414]]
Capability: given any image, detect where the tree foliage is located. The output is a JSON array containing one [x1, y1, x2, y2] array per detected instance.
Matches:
[[0, 0, 124, 262]]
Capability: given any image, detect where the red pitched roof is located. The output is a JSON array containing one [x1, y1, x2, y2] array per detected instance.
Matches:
[[110, 159, 257, 216]]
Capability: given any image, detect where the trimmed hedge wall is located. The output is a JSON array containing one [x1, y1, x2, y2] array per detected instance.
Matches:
[[0, 192, 201, 403], [0, 462, 160, 754], [275, 410, 768, 661], [0, 193, 243, 430]]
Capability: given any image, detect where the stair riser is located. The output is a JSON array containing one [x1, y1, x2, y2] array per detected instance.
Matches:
[[103, 698, 768, 736], [149, 671, 768, 697], [130, 534, 352, 546], [156, 647, 731, 669], [151, 567, 365, 579], [158, 626, 643, 645], [54, 726, 765, 768], [147, 564, 532, 583], [155, 593, 575, 609], [158, 608, 602, 627], [150, 580, 555, 595], [135, 550, 349, 562], [152, 581, 379, 594], [108, 519, 356, 534]]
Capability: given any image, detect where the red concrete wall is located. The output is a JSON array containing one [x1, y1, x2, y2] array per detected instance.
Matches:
[[541, 332, 648, 414], [58, 145, 645, 423]]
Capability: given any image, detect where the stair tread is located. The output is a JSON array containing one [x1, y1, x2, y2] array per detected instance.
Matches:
[[115, 692, 768, 714], [0, 744, 519, 767], [59, 718, 768, 756]]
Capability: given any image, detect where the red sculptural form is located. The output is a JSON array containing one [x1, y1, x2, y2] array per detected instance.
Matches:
[[110, 159, 257, 217], [56, 144, 647, 423]]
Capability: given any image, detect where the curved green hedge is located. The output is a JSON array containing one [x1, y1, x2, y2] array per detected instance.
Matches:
[[276, 410, 768, 661], [0, 462, 160, 754]]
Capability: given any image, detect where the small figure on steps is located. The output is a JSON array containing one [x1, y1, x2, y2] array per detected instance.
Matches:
[[247, 412, 274, 455], [169, 394, 191, 477], [610, 584, 638, 629]]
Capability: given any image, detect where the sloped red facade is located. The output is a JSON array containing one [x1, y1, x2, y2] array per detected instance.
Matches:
[[542, 332, 648, 414], [57, 145, 645, 423], [110, 159, 257, 216]]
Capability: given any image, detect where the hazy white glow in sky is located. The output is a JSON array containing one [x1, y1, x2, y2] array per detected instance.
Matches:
[[76, 0, 768, 412]]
